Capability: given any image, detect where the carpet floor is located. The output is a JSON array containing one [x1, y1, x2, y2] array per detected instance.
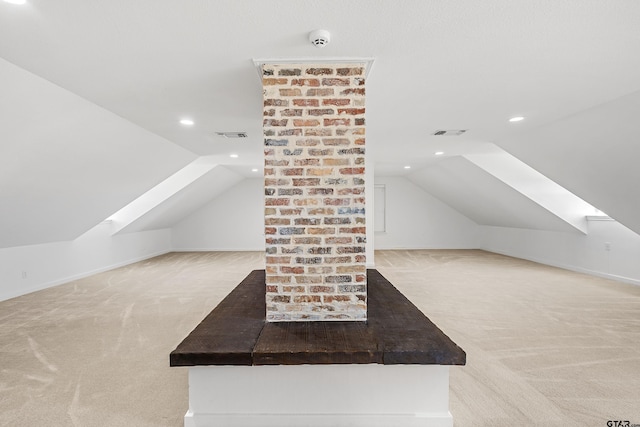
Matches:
[[1, 250, 639, 426]]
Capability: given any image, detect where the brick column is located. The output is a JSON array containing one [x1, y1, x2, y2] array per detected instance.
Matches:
[[263, 64, 366, 322]]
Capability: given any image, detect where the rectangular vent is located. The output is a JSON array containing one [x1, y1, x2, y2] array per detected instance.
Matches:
[[433, 130, 467, 136], [216, 132, 248, 138]]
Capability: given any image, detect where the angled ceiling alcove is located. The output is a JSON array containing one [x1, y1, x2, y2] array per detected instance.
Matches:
[[2, 1, 640, 250], [108, 159, 243, 235], [407, 156, 592, 233], [494, 90, 640, 236], [0, 57, 195, 249], [463, 151, 596, 234]]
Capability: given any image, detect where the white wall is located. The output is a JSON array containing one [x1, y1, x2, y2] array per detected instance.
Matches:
[[0, 224, 171, 301], [374, 176, 480, 250], [172, 175, 482, 254], [480, 219, 640, 285], [6, 174, 640, 302], [172, 178, 264, 251]]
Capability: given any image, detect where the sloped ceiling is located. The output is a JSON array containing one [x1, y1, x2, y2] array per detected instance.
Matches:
[[495, 90, 640, 235], [0, 57, 195, 248], [408, 157, 583, 233], [1, 0, 640, 246], [117, 165, 243, 234]]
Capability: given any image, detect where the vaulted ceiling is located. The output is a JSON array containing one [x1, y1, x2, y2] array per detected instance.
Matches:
[[2, 0, 640, 248]]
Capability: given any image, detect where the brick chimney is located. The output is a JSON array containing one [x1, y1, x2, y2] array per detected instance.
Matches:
[[263, 63, 367, 322]]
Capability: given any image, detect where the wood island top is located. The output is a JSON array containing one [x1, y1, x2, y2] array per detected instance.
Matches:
[[170, 269, 466, 366]]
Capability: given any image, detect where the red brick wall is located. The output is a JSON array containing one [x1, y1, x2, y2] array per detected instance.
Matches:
[[263, 64, 367, 321]]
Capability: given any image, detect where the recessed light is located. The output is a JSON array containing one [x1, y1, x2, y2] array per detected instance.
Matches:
[[4, 0, 27, 4], [230, 154, 239, 158], [179, 119, 194, 126], [435, 151, 444, 156], [404, 166, 411, 169], [251, 168, 259, 172], [509, 116, 525, 122]]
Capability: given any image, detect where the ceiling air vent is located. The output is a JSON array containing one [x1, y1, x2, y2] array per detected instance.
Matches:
[[216, 132, 248, 138], [433, 130, 467, 136]]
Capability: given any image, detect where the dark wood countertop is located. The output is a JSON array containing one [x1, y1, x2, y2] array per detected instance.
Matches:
[[170, 269, 466, 366]]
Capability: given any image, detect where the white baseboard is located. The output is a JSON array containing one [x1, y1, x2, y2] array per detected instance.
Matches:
[[484, 248, 640, 287], [172, 247, 263, 252], [0, 249, 170, 302]]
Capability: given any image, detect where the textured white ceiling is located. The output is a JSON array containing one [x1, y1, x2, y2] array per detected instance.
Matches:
[[0, 57, 195, 248], [3, 0, 639, 167], [2, 0, 640, 242]]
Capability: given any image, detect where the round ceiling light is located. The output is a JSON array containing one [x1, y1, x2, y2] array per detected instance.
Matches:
[[179, 119, 194, 126], [509, 116, 525, 122]]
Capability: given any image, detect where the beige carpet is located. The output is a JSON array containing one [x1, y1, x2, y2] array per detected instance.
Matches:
[[1, 250, 639, 426]]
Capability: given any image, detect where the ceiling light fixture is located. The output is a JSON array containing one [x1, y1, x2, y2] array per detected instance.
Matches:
[[435, 151, 444, 156], [404, 166, 411, 169], [251, 168, 259, 172], [179, 119, 194, 126], [229, 154, 239, 158], [509, 116, 525, 122]]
